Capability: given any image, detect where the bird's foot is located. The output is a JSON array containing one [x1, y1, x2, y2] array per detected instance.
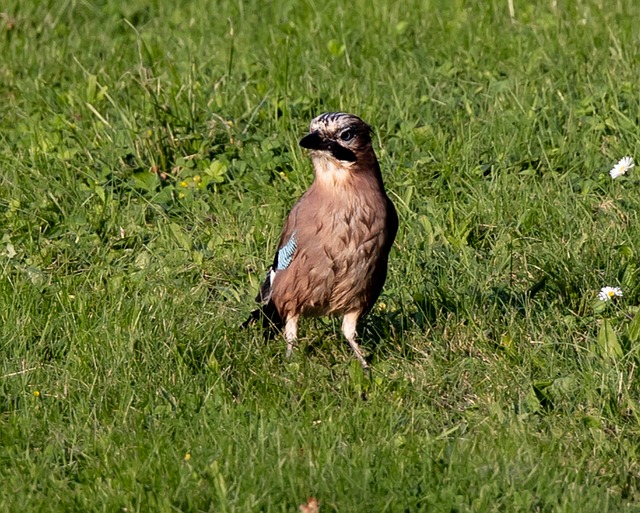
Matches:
[[346, 339, 369, 369]]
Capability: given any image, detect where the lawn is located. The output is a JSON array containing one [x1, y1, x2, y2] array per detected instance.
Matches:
[[2, 0, 640, 511]]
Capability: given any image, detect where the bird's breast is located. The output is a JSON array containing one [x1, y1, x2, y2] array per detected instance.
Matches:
[[306, 196, 390, 314], [272, 181, 394, 319]]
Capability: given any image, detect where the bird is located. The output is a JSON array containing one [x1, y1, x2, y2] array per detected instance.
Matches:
[[245, 112, 398, 368]]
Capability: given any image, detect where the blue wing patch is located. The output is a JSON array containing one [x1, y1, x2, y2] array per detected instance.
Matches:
[[276, 232, 297, 271]]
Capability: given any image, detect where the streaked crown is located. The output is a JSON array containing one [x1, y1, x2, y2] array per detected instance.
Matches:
[[309, 112, 372, 146]]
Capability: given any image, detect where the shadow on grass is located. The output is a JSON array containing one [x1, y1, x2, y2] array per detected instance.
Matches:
[[358, 274, 551, 365]]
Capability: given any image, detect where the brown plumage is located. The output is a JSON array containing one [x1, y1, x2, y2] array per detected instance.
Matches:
[[246, 112, 398, 368]]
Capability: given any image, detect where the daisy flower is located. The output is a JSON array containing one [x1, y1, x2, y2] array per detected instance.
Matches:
[[597, 286, 623, 302], [609, 156, 634, 179]]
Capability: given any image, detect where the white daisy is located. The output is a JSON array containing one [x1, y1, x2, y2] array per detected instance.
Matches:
[[609, 156, 634, 179], [597, 286, 623, 302]]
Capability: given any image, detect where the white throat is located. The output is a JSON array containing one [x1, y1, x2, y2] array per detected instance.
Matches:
[[311, 153, 355, 188]]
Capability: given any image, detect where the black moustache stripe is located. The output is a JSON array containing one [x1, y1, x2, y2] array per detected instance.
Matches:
[[329, 143, 357, 162]]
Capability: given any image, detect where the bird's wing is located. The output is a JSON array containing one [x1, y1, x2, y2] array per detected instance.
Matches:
[[255, 210, 299, 305]]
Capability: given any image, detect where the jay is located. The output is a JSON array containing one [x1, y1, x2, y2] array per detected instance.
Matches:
[[246, 112, 398, 368]]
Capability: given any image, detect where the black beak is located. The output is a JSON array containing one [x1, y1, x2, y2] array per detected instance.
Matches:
[[299, 131, 326, 150], [299, 131, 357, 162]]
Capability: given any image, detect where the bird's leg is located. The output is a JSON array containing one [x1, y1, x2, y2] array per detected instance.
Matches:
[[284, 314, 299, 358], [342, 311, 368, 369]]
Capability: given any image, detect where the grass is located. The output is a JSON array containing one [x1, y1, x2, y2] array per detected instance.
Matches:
[[2, 0, 640, 510]]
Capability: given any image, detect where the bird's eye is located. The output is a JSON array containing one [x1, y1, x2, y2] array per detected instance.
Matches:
[[340, 129, 355, 142]]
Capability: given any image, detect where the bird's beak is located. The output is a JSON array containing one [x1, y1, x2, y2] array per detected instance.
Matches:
[[299, 131, 357, 162], [299, 131, 326, 150]]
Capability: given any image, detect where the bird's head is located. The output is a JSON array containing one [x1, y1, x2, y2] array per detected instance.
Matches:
[[299, 112, 373, 165]]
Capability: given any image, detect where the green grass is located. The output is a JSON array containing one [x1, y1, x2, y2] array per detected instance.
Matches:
[[2, 0, 640, 511]]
